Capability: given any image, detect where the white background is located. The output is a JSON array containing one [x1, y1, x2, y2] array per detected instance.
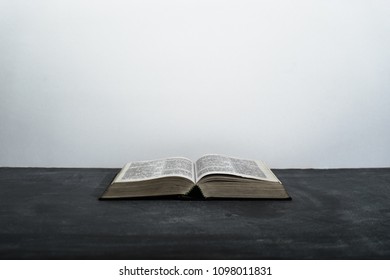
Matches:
[[1, 260, 390, 280], [1, 0, 389, 168]]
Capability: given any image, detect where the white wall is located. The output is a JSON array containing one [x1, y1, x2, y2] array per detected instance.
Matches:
[[1, 0, 389, 168]]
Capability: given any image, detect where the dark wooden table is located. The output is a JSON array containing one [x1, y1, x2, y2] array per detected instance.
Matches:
[[0, 167, 389, 259]]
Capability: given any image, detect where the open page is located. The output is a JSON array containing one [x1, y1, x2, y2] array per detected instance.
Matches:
[[114, 157, 195, 183], [195, 154, 280, 182]]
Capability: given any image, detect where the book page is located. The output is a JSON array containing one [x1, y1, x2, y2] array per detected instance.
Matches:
[[195, 154, 279, 182], [114, 157, 195, 183]]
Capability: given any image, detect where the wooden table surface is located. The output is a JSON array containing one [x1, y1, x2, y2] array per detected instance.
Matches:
[[0, 167, 389, 259]]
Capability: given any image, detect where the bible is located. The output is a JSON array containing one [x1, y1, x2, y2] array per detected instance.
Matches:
[[100, 154, 290, 199]]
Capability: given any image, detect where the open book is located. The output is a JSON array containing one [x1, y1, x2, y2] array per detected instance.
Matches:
[[100, 154, 290, 199]]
